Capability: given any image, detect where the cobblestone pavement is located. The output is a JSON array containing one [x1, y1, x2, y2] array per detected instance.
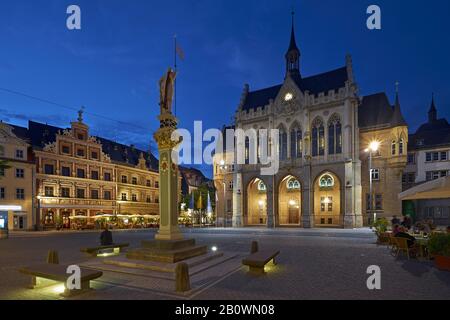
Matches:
[[1, 228, 449, 300]]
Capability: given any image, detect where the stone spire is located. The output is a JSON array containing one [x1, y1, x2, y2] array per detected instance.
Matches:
[[392, 82, 407, 126], [428, 93, 437, 123], [285, 10, 301, 78]]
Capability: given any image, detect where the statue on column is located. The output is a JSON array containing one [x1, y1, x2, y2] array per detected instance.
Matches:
[[159, 68, 177, 116]]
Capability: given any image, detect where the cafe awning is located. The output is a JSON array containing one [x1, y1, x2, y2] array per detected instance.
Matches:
[[399, 176, 450, 200]]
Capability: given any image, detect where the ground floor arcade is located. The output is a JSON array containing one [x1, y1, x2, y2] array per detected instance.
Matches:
[[233, 163, 364, 229]]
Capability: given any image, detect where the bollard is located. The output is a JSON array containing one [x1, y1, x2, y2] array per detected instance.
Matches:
[[250, 241, 259, 254], [175, 262, 190, 292], [47, 250, 59, 265]]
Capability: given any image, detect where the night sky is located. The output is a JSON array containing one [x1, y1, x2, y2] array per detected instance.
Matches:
[[1, 0, 450, 178]]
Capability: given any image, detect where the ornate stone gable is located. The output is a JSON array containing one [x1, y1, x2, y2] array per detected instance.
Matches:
[[0, 122, 28, 146], [273, 76, 304, 117]]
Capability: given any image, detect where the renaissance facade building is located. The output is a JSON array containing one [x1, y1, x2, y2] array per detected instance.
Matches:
[[214, 20, 408, 228], [2, 111, 168, 230]]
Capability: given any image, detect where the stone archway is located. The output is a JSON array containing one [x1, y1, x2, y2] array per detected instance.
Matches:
[[246, 178, 268, 226], [314, 172, 342, 227], [278, 175, 302, 226]]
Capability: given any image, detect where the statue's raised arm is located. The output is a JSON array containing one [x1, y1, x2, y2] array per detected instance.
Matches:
[[159, 68, 177, 115]]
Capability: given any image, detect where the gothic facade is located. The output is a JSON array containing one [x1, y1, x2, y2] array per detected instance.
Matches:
[[214, 19, 408, 229]]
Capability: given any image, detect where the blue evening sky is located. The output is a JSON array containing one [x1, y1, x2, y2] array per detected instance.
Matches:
[[1, 0, 450, 178]]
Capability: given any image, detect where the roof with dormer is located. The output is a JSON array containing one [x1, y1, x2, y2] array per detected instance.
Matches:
[[9, 120, 159, 171], [409, 97, 450, 150], [241, 67, 349, 112]]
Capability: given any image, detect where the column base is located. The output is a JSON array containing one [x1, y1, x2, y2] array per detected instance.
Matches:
[[343, 214, 363, 229], [301, 215, 315, 228], [155, 227, 184, 241], [232, 215, 243, 228]]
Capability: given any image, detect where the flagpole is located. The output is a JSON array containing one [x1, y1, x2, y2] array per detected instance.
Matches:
[[174, 34, 177, 117]]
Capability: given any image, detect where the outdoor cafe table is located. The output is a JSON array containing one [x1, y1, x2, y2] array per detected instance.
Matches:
[[413, 236, 430, 260]]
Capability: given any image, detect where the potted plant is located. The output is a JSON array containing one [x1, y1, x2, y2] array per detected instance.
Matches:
[[428, 233, 450, 271], [371, 217, 389, 244]]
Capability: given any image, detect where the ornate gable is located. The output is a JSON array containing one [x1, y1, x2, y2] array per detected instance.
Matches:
[[273, 76, 304, 116]]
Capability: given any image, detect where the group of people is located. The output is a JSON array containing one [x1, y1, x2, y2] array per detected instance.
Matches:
[[390, 215, 450, 252]]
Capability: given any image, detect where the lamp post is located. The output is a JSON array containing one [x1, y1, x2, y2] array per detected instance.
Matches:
[[365, 141, 380, 226], [219, 160, 227, 228], [36, 195, 42, 231]]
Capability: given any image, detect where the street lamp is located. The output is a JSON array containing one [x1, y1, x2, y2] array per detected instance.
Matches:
[[36, 195, 42, 231], [219, 160, 228, 228], [365, 141, 380, 226]]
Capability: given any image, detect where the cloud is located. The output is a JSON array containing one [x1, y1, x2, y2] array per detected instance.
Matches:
[[0, 108, 70, 127]]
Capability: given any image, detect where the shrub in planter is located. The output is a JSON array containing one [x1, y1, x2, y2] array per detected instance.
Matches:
[[428, 233, 450, 271], [372, 217, 389, 234]]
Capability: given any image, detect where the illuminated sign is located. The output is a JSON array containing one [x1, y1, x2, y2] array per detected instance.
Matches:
[[0, 205, 22, 211]]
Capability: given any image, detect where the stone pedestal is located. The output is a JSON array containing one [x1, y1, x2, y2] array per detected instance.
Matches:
[[154, 114, 183, 241], [127, 239, 207, 263]]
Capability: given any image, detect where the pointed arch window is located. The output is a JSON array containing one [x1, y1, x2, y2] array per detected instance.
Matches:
[[312, 118, 325, 157], [328, 115, 342, 155], [287, 178, 301, 190], [399, 138, 404, 155], [245, 137, 250, 164], [257, 180, 267, 192], [391, 140, 396, 156], [319, 174, 334, 188], [278, 127, 288, 161], [290, 127, 303, 159]]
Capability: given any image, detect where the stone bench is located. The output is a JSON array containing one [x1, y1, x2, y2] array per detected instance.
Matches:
[[19, 264, 103, 297], [242, 250, 280, 274], [80, 243, 129, 257]]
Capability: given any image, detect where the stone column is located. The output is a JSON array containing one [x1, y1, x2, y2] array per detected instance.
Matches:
[[266, 177, 275, 228], [232, 172, 243, 227], [154, 114, 183, 241], [301, 158, 315, 228], [343, 160, 363, 228]]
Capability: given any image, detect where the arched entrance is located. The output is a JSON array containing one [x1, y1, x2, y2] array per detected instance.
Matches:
[[278, 175, 301, 226], [314, 172, 342, 227], [246, 178, 268, 226]]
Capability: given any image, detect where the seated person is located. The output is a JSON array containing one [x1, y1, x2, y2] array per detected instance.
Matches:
[[100, 226, 113, 246], [393, 224, 401, 236], [391, 215, 401, 226], [395, 227, 417, 248]]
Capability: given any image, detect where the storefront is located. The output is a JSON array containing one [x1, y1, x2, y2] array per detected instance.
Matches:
[[0, 205, 28, 232]]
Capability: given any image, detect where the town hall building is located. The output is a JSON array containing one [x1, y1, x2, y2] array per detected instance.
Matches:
[[213, 16, 408, 228]]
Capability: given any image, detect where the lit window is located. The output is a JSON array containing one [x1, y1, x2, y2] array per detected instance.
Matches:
[[391, 141, 396, 155], [257, 181, 267, 191], [44, 186, 54, 197], [319, 174, 334, 188], [287, 179, 301, 190], [371, 169, 380, 181]]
